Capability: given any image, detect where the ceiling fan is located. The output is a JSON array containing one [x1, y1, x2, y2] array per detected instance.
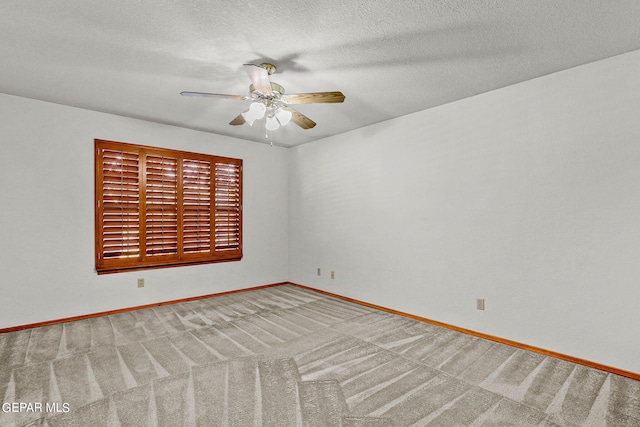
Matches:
[[180, 63, 345, 131]]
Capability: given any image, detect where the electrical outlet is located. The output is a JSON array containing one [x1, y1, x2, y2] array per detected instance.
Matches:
[[476, 298, 485, 311], [137, 278, 144, 288], [331, 271, 335, 279], [317, 268, 321, 276]]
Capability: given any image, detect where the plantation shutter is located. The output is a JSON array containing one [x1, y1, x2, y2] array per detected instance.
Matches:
[[182, 158, 212, 254], [144, 154, 179, 257], [99, 147, 140, 260], [96, 140, 242, 274], [214, 161, 242, 252]]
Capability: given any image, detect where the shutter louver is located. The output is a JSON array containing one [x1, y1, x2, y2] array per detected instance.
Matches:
[[100, 148, 140, 259], [182, 159, 211, 253], [214, 161, 241, 251], [145, 154, 178, 256]]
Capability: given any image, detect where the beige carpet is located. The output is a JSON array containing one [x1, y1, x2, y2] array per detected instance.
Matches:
[[0, 284, 638, 426]]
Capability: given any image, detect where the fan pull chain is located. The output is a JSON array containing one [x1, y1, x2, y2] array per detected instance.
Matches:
[[266, 129, 273, 147]]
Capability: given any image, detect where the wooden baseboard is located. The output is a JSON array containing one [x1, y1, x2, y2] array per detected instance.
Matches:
[[287, 282, 640, 382], [0, 282, 287, 334]]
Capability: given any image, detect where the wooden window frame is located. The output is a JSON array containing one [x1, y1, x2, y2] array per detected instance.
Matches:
[[95, 139, 242, 274]]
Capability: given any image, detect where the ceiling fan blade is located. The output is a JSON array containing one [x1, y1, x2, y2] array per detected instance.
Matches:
[[243, 64, 273, 96], [229, 110, 248, 126], [283, 106, 316, 129], [180, 91, 249, 100], [281, 91, 345, 104]]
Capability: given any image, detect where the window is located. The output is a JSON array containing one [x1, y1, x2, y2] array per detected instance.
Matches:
[[95, 139, 242, 274]]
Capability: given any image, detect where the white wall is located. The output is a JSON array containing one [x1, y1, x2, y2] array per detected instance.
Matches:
[[2, 50, 639, 374], [0, 94, 289, 328], [289, 50, 640, 373]]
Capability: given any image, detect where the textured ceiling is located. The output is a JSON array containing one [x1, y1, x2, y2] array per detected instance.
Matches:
[[1, 1, 640, 147]]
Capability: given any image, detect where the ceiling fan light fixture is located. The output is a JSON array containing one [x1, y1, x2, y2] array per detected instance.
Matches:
[[249, 101, 266, 119], [241, 101, 267, 125], [242, 115, 257, 126], [265, 115, 280, 131], [275, 108, 292, 126]]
